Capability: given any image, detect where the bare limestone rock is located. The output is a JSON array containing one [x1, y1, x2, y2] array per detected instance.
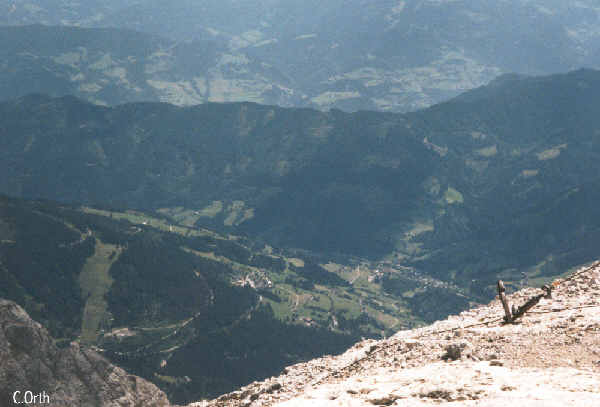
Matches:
[[0, 299, 171, 407], [442, 341, 472, 361]]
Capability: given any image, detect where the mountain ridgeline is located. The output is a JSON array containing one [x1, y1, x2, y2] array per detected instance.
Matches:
[[0, 92, 433, 258], [1, 194, 387, 404], [3, 69, 600, 292], [4, 2, 600, 406], [3, 0, 600, 112]]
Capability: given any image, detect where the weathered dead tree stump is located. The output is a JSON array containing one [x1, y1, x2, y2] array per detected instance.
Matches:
[[511, 284, 552, 322], [497, 280, 512, 322], [497, 281, 552, 323]]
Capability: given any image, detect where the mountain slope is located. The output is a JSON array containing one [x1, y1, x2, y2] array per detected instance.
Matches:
[[2, 69, 600, 297], [3, 1, 600, 111], [0, 93, 436, 258], [404, 69, 600, 287], [0, 25, 223, 107], [0, 0, 138, 26], [0, 298, 171, 407], [199, 262, 600, 407], [2, 194, 447, 403], [0, 24, 309, 109]]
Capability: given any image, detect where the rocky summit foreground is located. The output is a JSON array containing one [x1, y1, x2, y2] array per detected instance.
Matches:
[[0, 299, 170, 407], [197, 263, 600, 407]]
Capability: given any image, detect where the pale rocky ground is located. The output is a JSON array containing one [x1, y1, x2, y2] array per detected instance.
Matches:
[[194, 262, 600, 407]]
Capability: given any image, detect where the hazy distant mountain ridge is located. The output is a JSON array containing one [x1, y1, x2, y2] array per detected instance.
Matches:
[[2, 1, 600, 111], [0, 0, 138, 26], [0, 25, 167, 106], [111, 0, 600, 111], [0, 24, 303, 107]]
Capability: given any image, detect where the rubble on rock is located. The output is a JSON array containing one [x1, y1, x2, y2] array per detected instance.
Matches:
[[195, 262, 600, 407]]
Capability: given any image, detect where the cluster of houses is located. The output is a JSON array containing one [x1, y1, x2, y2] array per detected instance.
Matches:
[[234, 271, 273, 290]]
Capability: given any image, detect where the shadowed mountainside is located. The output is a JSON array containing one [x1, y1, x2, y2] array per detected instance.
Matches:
[[2, 69, 600, 296]]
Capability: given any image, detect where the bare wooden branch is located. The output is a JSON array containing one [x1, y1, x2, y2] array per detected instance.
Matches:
[[497, 280, 512, 323], [511, 293, 545, 321], [499, 283, 553, 323]]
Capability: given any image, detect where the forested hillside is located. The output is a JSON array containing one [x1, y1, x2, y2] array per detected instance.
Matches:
[[0, 195, 435, 403], [2, 70, 600, 294]]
